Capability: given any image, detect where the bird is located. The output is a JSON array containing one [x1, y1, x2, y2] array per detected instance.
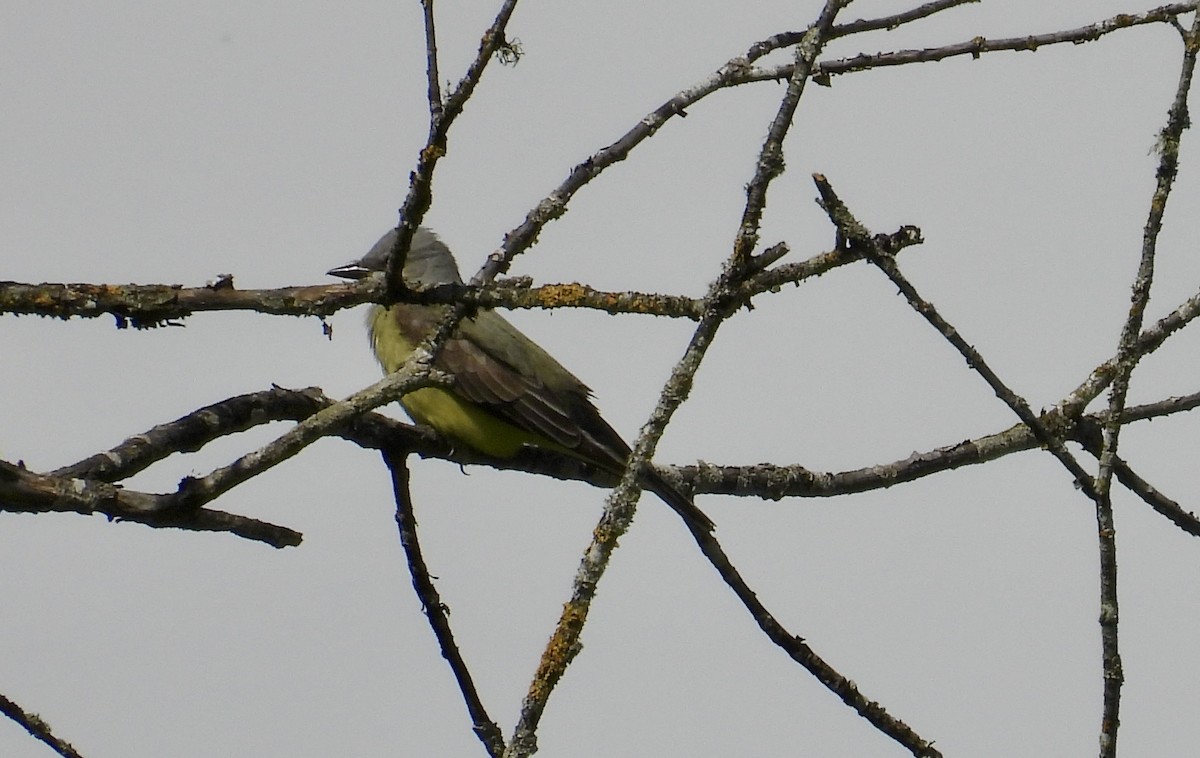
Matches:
[[328, 227, 714, 533]]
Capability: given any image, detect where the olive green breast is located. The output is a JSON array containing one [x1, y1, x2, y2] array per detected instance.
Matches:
[[366, 304, 563, 458]]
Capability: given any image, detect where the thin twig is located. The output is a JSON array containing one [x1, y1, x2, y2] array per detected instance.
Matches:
[[747, 0, 980, 61], [0, 459, 301, 548], [1073, 417, 1200, 538], [1058, 282, 1200, 418], [0, 692, 84, 758], [421, 0, 443, 123], [675, 511, 942, 756], [169, 363, 448, 510], [389, 0, 523, 294], [52, 386, 339, 482], [383, 449, 504, 757], [833, 0, 980, 37], [817, 4, 1198, 78], [814, 174, 1103, 502], [684, 391, 1200, 537]]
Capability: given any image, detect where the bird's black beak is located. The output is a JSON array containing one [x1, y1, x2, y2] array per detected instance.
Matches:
[[326, 260, 372, 280]]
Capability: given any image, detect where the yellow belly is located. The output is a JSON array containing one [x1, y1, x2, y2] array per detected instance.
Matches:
[[400, 386, 531, 458], [367, 304, 554, 459]]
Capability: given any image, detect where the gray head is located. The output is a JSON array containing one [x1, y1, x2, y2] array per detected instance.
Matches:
[[327, 227, 462, 287]]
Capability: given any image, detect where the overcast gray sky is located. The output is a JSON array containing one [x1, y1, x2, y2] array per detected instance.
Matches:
[[4, 2, 1200, 756]]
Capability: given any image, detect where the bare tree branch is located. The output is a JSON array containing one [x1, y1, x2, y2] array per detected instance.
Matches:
[[667, 494, 944, 756], [388, 0, 523, 293], [815, 4, 1199, 78], [815, 175, 1103, 500], [420, 0, 443, 123], [685, 390, 1200, 527], [0, 692, 84, 758], [168, 365, 449, 511], [747, 0, 981, 60], [1091, 10, 1200, 753], [383, 448, 505, 757], [0, 459, 300, 548]]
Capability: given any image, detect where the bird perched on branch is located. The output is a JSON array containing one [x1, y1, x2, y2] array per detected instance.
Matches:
[[328, 227, 714, 533]]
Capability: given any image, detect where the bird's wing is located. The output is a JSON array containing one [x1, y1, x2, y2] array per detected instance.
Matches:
[[444, 327, 714, 531], [382, 303, 616, 460], [457, 311, 592, 393], [439, 320, 631, 472]]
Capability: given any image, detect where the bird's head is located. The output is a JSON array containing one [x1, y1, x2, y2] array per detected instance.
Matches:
[[327, 227, 463, 288]]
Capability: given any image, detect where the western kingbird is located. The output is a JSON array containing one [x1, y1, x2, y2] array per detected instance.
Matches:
[[328, 228, 714, 533]]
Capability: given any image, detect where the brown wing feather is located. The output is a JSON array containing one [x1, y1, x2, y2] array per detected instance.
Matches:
[[389, 304, 714, 532], [439, 332, 621, 467]]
